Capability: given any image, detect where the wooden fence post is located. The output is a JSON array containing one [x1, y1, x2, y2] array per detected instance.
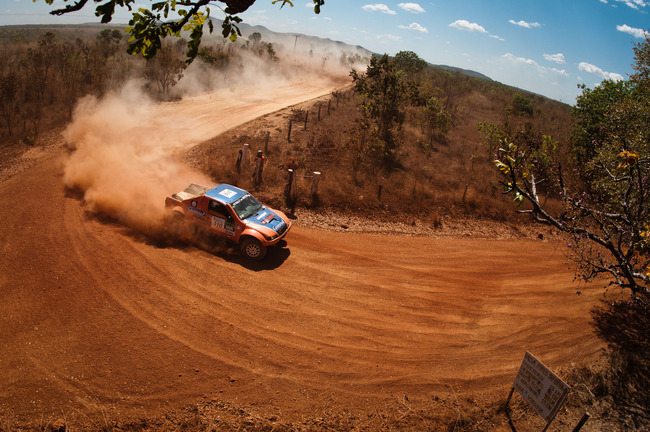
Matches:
[[377, 178, 384, 201], [285, 169, 297, 214], [287, 119, 293, 143], [253, 153, 264, 188], [327, 99, 331, 115], [235, 149, 243, 175], [264, 130, 270, 153], [242, 144, 249, 173], [318, 104, 321, 121], [304, 110, 309, 130], [311, 171, 321, 203], [572, 413, 590, 432]]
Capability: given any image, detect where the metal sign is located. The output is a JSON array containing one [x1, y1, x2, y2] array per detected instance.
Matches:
[[508, 351, 571, 431]]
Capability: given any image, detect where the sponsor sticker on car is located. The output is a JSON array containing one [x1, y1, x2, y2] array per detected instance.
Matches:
[[219, 189, 237, 199], [187, 206, 206, 217]]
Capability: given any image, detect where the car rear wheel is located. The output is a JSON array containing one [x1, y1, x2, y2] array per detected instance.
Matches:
[[240, 237, 267, 260]]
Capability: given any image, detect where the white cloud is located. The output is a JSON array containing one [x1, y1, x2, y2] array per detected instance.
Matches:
[[509, 19, 541, 28], [578, 62, 625, 81], [503, 53, 571, 78], [551, 68, 570, 77], [398, 3, 425, 13], [398, 22, 428, 33], [450, 19, 503, 40], [617, 24, 650, 38], [449, 19, 487, 33], [504, 52, 541, 68], [611, 0, 647, 9], [544, 53, 566, 64], [377, 33, 402, 43], [362, 4, 397, 14]]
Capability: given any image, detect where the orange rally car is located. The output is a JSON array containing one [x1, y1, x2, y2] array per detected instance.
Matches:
[[165, 183, 291, 260]]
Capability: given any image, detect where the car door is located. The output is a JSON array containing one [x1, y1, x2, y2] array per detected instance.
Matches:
[[207, 199, 237, 238]]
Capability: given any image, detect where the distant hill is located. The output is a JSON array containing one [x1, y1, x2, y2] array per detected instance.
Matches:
[[207, 18, 373, 65], [208, 19, 494, 81], [430, 64, 493, 81], [1, 20, 493, 82]]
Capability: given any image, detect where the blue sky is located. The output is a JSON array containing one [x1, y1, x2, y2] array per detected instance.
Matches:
[[1, 0, 648, 103]]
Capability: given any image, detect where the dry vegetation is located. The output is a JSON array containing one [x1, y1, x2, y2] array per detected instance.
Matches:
[[0, 24, 572, 230], [187, 73, 573, 235]]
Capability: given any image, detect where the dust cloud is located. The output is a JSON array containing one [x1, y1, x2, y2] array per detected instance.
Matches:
[[172, 34, 368, 98], [63, 81, 212, 241], [62, 39, 361, 244]]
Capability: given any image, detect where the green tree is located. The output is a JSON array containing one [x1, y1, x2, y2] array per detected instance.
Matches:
[[393, 50, 427, 77], [417, 96, 450, 149], [144, 42, 187, 99], [197, 44, 230, 68], [0, 69, 20, 135], [42, 0, 325, 62], [571, 79, 634, 167], [491, 36, 650, 424], [59, 41, 85, 119], [509, 92, 534, 116], [96, 28, 123, 58], [24, 31, 58, 140], [248, 31, 262, 45], [350, 54, 410, 168]]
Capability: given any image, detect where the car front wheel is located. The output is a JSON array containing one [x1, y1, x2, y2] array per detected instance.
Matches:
[[240, 237, 267, 260]]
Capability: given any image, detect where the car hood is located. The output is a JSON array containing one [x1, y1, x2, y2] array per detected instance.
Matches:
[[244, 207, 288, 233]]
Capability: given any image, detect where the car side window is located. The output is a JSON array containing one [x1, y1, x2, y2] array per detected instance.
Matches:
[[208, 200, 232, 219]]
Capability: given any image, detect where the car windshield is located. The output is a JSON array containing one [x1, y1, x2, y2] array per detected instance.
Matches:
[[232, 194, 263, 220]]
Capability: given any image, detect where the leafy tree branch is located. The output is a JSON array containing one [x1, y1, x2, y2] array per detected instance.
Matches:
[[491, 36, 650, 299], [42, 0, 325, 62]]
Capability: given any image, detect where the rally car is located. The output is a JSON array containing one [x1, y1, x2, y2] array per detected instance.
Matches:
[[165, 183, 291, 260]]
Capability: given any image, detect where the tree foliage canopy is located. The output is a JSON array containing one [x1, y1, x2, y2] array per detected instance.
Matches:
[[492, 36, 650, 299], [42, 0, 325, 62], [348, 51, 454, 172], [490, 40, 650, 423], [350, 54, 411, 168]]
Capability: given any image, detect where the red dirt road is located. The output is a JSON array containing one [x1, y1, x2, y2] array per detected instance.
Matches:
[[0, 79, 603, 423]]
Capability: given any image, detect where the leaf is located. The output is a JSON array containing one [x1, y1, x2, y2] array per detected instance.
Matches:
[[95, 1, 116, 23], [513, 193, 524, 205], [616, 150, 639, 171]]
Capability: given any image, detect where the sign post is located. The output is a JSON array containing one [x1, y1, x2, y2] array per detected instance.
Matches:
[[507, 352, 571, 432]]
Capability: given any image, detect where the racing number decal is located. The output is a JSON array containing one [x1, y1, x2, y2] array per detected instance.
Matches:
[[212, 216, 235, 236]]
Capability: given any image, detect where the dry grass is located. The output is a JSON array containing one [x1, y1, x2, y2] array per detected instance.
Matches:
[[186, 84, 573, 230], [1, 362, 630, 432]]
